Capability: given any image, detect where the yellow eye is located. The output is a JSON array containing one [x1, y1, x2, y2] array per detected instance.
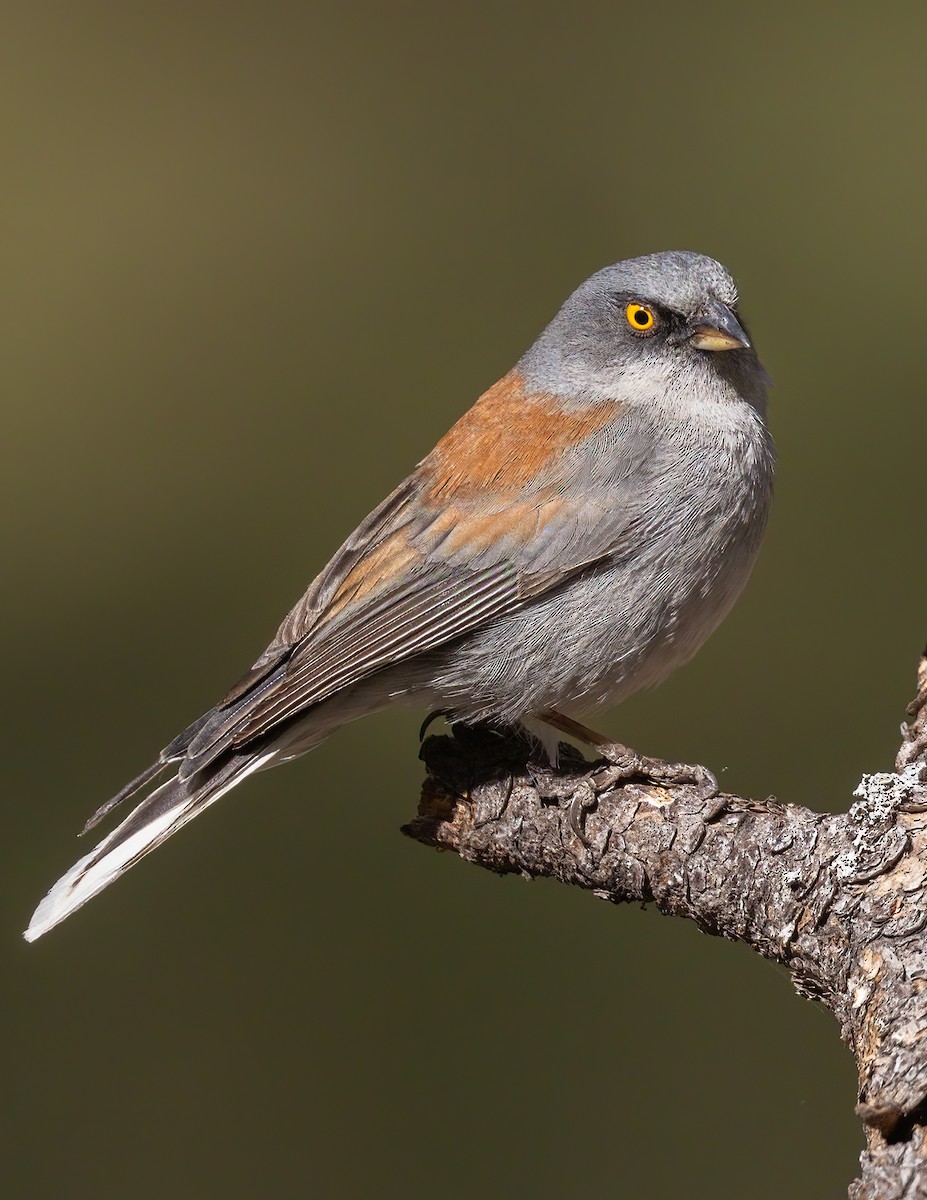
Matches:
[[625, 303, 657, 334]]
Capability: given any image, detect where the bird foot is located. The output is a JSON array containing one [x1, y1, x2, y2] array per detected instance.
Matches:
[[533, 709, 722, 841], [591, 745, 719, 804]]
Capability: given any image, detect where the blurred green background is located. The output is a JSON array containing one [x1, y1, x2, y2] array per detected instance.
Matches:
[[4, 2, 926, 1197]]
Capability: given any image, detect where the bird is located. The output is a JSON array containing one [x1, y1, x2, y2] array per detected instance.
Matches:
[[24, 250, 775, 941]]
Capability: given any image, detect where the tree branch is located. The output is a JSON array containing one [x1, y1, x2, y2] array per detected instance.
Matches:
[[403, 651, 927, 1200]]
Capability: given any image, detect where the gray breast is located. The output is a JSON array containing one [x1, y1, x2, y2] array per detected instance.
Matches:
[[424, 393, 775, 724]]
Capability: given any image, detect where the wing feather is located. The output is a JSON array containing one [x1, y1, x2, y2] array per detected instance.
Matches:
[[177, 381, 645, 771], [230, 561, 520, 743]]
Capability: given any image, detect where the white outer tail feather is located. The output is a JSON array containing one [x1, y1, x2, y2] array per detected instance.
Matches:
[[24, 751, 275, 942]]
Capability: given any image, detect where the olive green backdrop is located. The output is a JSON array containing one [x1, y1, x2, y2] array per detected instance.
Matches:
[[4, 3, 926, 1197]]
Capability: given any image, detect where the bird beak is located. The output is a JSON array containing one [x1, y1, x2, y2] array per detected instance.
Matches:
[[688, 303, 751, 352]]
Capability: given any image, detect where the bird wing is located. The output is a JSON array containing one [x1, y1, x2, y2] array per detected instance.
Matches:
[[87, 372, 643, 820], [25, 374, 648, 940], [174, 372, 640, 771]]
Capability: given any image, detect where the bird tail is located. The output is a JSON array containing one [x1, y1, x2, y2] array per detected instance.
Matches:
[[23, 749, 275, 942]]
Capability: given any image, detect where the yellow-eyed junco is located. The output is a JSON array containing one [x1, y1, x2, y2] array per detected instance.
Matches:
[[25, 250, 774, 940]]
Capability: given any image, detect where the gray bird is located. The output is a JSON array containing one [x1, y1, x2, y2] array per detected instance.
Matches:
[[25, 251, 774, 941]]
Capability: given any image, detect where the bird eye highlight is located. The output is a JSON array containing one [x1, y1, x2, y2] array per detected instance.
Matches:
[[625, 303, 657, 334]]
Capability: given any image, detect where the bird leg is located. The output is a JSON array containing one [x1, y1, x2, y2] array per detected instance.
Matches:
[[536, 708, 720, 842]]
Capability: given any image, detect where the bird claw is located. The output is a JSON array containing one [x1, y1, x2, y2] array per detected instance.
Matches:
[[527, 767, 598, 847], [568, 781, 598, 846], [638, 756, 719, 802], [419, 709, 451, 742]]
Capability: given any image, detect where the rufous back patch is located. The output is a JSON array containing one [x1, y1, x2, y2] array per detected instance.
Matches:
[[326, 528, 423, 618], [437, 494, 567, 555], [420, 372, 621, 501]]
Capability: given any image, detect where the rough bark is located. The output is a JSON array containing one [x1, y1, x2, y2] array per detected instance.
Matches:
[[404, 652, 927, 1200]]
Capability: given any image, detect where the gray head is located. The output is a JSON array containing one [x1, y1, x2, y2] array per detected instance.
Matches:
[[519, 251, 766, 412]]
